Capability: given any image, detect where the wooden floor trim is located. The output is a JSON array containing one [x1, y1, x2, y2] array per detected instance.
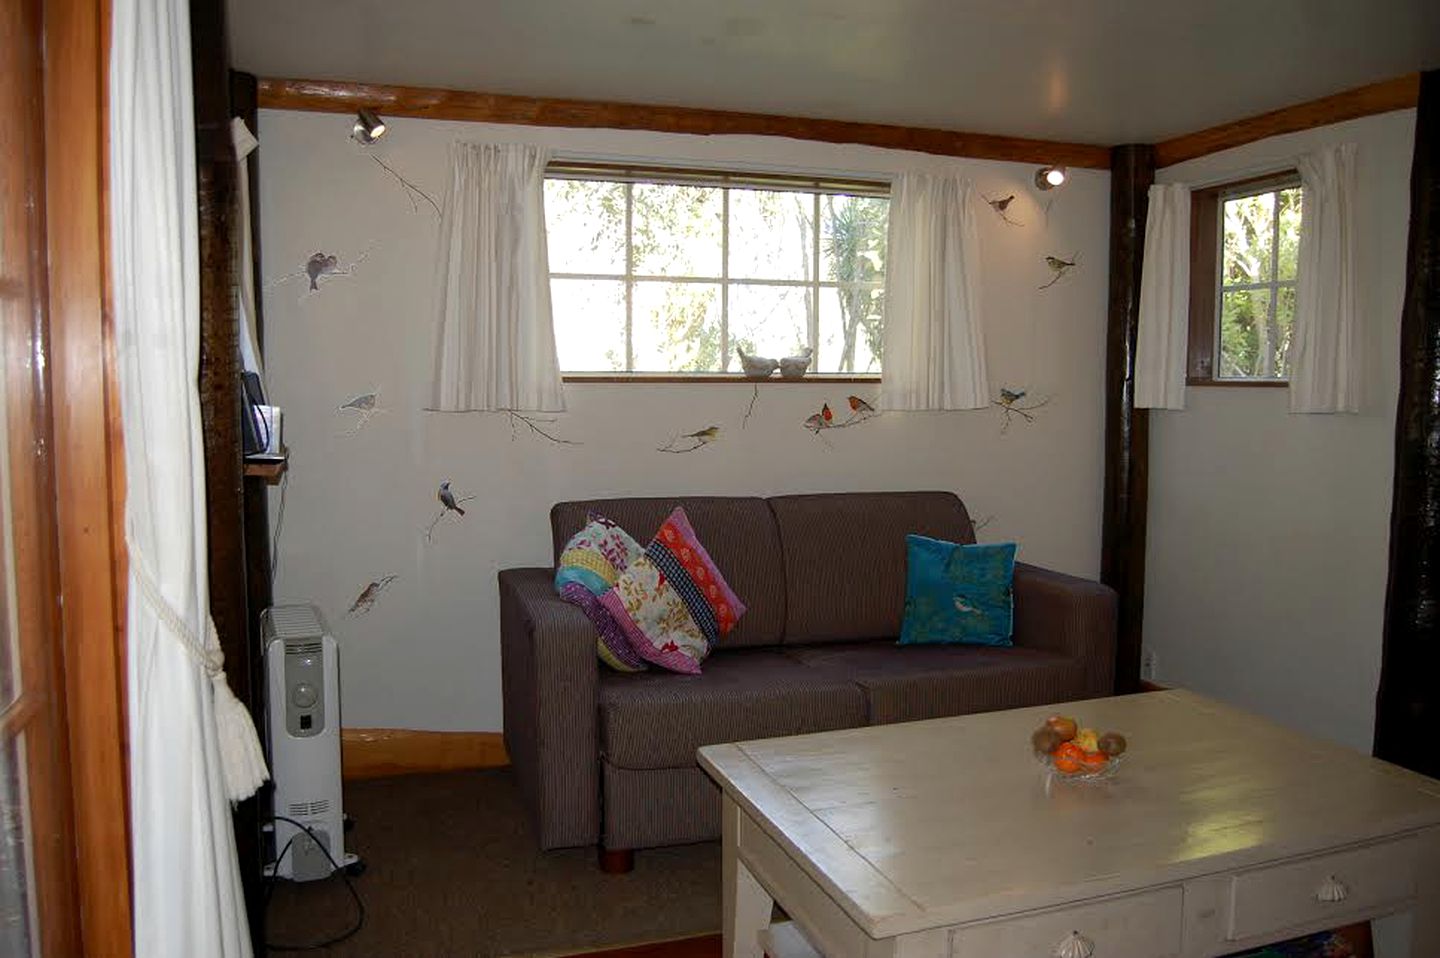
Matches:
[[1155, 74, 1420, 168], [256, 77, 1112, 170], [341, 727, 509, 780]]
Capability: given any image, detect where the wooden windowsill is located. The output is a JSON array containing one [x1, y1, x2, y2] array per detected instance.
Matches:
[[1185, 377, 1288, 388], [563, 374, 881, 385]]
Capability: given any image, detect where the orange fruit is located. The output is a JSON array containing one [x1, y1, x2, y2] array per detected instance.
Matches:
[[1080, 750, 1109, 771], [1051, 741, 1084, 773]]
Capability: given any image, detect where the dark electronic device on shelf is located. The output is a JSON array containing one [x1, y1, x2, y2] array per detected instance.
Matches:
[[241, 371, 284, 462]]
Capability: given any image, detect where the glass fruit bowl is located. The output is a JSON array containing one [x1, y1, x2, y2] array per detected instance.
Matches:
[[1037, 750, 1125, 782]]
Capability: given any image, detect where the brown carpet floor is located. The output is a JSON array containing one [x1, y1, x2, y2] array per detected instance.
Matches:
[[264, 768, 720, 957]]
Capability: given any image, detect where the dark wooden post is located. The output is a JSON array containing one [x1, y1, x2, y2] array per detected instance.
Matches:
[[1375, 70, 1440, 778], [191, 0, 265, 945], [1101, 145, 1155, 695]]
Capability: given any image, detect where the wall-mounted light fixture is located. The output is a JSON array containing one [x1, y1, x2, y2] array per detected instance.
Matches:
[[1034, 165, 1067, 190], [352, 109, 387, 145]]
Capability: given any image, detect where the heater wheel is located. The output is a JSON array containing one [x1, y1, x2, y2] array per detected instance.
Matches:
[[344, 857, 367, 877]]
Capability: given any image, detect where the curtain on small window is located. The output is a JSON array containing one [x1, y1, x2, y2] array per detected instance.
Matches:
[[880, 171, 989, 411], [1290, 143, 1360, 413], [1135, 183, 1191, 410], [431, 142, 566, 412]]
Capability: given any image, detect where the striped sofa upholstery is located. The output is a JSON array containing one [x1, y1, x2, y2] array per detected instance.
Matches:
[[499, 491, 1117, 854]]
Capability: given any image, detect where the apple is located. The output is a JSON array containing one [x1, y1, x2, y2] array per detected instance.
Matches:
[[1045, 715, 1078, 741]]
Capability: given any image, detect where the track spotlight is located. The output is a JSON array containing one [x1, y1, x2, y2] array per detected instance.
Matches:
[[1035, 165, 1067, 190], [352, 109, 387, 145]]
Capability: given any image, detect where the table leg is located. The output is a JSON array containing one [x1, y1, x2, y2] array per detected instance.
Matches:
[[1410, 826, 1440, 957], [724, 795, 773, 958]]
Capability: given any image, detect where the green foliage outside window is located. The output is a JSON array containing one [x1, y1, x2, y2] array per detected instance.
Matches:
[[1218, 186, 1301, 379], [544, 176, 887, 374]]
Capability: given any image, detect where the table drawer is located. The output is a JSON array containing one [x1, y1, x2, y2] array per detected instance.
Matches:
[[950, 886, 1182, 958], [1228, 835, 1419, 941]]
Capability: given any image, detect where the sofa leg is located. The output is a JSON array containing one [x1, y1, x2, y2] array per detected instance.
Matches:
[[598, 846, 635, 874]]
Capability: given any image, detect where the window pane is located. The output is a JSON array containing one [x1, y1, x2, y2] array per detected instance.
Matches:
[[551, 279, 627, 372], [1222, 191, 1275, 287], [728, 190, 813, 281], [1218, 287, 1278, 379], [821, 195, 888, 285], [1277, 187, 1302, 282], [0, 734, 34, 958], [729, 283, 811, 370], [632, 184, 722, 277], [1275, 284, 1297, 377], [818, 286, 883, 374], [632, 282, 721, 372], [544, 179, 626, 274]]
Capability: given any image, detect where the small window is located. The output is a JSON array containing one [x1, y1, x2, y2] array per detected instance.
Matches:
[[1188, 173, 1302, 384], [544, 165, 889, 377]]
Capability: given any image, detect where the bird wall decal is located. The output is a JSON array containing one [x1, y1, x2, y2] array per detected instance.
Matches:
[[658, 425, 721, 453], [347, 575, 398, 616]]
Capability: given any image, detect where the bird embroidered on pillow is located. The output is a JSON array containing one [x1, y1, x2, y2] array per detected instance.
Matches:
[[554, 513, 647, 671], [598, 506, 746, 674], [899, 535, 1017, 646]]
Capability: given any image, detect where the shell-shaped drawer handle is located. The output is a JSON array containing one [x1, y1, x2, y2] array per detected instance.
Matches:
[[1054, 931, 1095, 958], [1316, 875, 1349, 903]]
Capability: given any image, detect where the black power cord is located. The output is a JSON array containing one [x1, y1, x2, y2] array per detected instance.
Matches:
[[263, 815, 365, 951]]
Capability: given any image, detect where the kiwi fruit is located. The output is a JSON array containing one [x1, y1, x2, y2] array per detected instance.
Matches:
[[1098, 732, 1128, 757], [1031, 726, 1064, 755]]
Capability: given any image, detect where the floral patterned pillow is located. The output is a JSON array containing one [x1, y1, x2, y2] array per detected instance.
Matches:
[[597, 507, 746, 674], [554, 513, 647, 671]]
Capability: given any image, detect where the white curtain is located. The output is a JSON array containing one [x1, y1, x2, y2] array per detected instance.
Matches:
[[111, 0, 268, 955], [431, 142, 565, 411], [1135, 183, 1191, 409], [1290, 143, 1360, 413], [881, 170, 989, 410]]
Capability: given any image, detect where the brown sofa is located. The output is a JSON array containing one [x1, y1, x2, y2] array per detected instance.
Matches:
[[498, 491, 1116, 864]]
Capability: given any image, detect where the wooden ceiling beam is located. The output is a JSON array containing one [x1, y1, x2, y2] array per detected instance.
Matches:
[[1155, 74, 1420, 168], [256, 77, 1113, 170]]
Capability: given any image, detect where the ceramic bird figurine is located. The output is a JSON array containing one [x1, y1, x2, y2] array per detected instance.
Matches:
[[778, 347, 814, 380], [438, 480, 466, 516], [736, 347, 779, 379]]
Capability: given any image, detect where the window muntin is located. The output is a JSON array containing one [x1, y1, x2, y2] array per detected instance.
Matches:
[[1214, 181, 1302, 381], [544, 171, 888, 376]]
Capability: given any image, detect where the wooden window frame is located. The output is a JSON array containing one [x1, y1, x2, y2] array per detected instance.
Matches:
[[1187, 170, 1301, 387], [546, 163, 888, 383]]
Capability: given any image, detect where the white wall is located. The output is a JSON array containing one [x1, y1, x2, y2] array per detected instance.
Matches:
[[257, 109, 1112, 731], [1144, 110, 1416, 751]]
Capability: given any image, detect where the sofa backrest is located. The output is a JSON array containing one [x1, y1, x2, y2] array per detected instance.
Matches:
[[769, 491, 975, 644], [550, 496, 786, 648]]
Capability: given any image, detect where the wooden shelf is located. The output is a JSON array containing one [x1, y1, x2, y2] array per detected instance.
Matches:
[[243, 458, 287, 483]]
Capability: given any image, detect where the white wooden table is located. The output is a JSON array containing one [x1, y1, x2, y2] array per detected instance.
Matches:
[[698, 690, 1440, 958]]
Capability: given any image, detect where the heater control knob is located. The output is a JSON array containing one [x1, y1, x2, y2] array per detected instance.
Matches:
[[291, 682, 319, 709]]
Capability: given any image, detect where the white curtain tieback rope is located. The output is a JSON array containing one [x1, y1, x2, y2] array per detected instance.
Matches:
[[127, 536, 270, 802]]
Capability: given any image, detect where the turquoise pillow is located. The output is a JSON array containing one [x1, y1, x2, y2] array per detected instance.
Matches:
[[899, 536, 1016, 646]]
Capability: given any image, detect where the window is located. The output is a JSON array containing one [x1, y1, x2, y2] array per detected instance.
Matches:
[[544, 165, 889, 377], [1188, 172, 1302, 384]]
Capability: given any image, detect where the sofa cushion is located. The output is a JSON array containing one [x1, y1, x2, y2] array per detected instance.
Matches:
[[784, 640, 1091, 725], [553, 497, 784, 648], [598, 648, 867, 769], [769, 491, 976, 643]]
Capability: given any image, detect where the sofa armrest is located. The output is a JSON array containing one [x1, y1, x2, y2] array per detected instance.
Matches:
[[1012, 562, 1117, 696], [499, 567, 600, 849]]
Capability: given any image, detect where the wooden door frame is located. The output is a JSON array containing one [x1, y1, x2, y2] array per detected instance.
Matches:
[[42, 0, 133, 953]]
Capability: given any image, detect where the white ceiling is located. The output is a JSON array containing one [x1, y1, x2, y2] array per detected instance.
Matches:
[[226, 0, 1440, 145]]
